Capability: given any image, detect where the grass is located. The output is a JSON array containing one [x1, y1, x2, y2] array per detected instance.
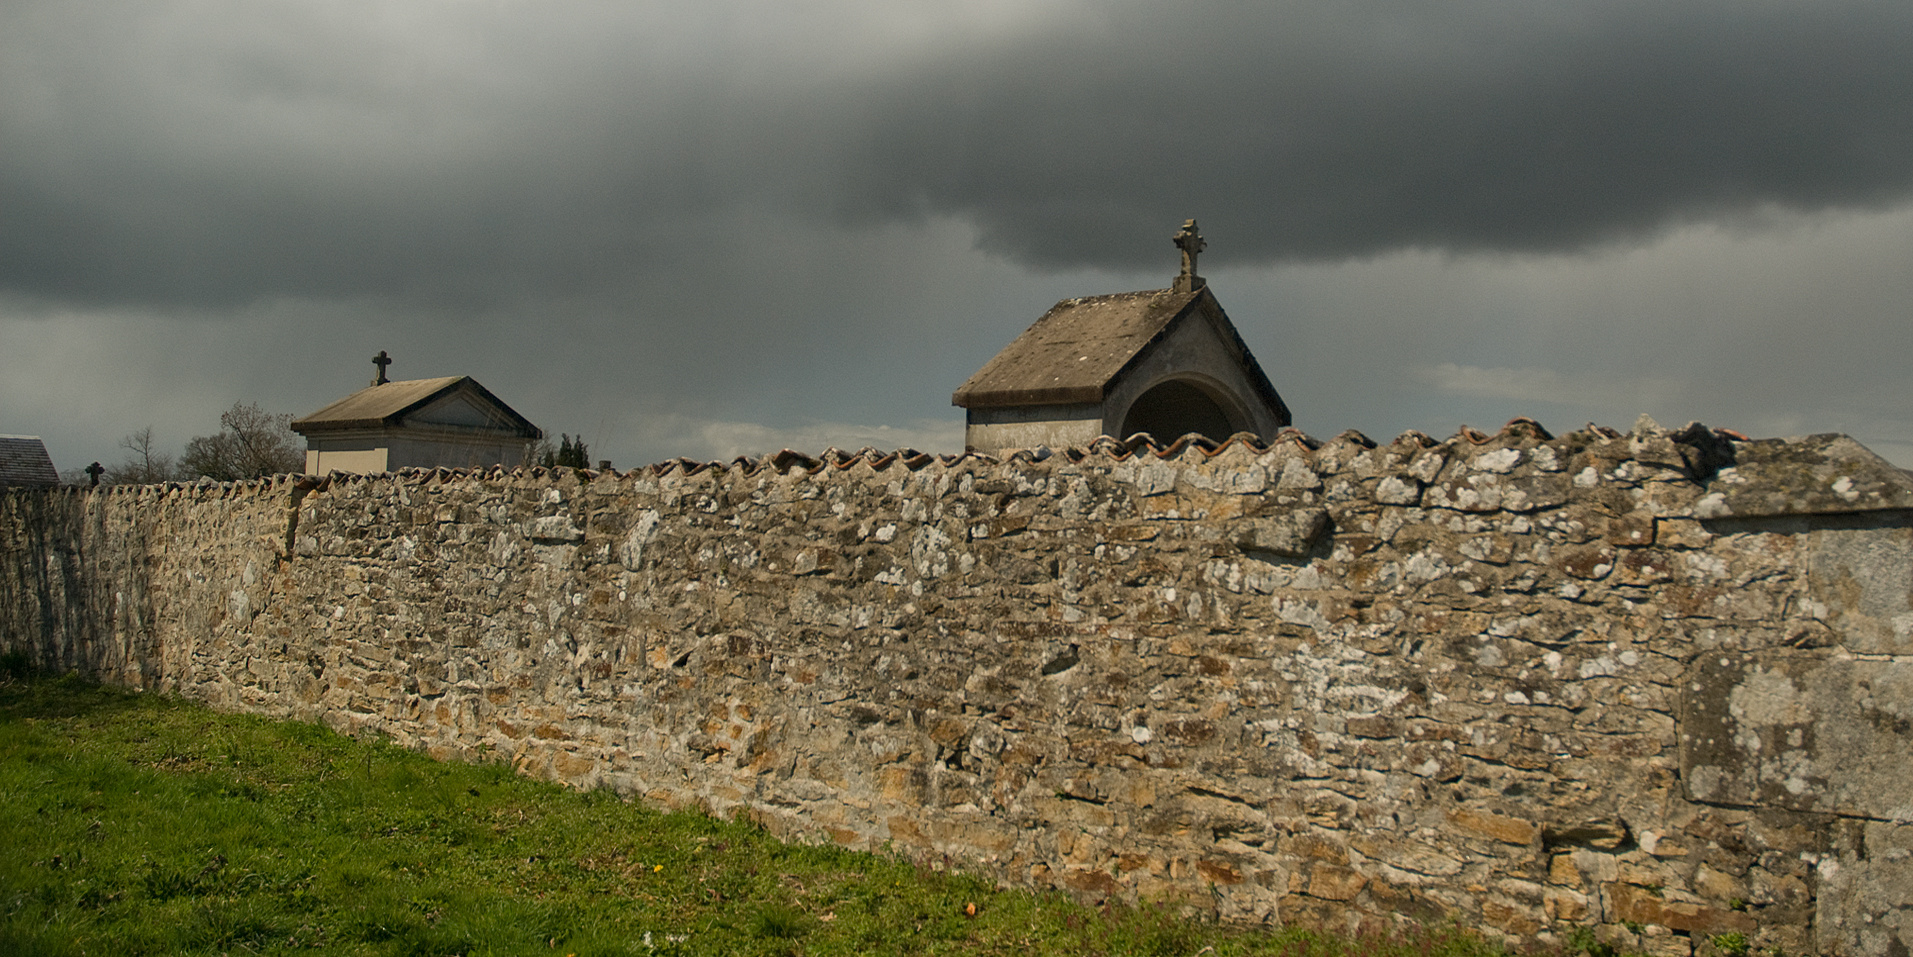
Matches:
[[0, 658, 1537, 957]]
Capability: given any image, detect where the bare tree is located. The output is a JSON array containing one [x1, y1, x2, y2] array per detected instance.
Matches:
[[523, 436, 555, 469], [180, 402, 305, 480], [105, 427, 180, 485]]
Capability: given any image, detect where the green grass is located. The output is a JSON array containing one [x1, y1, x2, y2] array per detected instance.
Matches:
[[0, 660, 1532, 957]]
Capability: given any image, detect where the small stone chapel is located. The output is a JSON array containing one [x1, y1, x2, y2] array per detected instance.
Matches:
[[291, 352, 544, 475], [953, 221, 1290, 452]]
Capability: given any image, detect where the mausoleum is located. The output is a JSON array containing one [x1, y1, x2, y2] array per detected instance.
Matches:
[[953, 221, 1290, 452], [291, 352, 543, 475], [0, 435, 59, 488]]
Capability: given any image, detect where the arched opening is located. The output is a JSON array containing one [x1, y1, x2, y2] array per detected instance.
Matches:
[[1118, 378, 1243, 442]]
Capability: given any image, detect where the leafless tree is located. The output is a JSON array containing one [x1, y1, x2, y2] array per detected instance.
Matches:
[[104, 426, 180, 485], [180, 402, 305, 480], [523, 436, 555, 469]]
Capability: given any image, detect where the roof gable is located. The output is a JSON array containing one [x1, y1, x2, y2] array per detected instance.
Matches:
[[408, 392, 514, 430], [954, 289, 1200, 408], [291, 377, 541, 438], [952, 286, 1286, 419], [0, 434, 59, 487]]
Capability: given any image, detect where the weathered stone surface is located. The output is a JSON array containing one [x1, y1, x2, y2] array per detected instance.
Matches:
[[1683, 655, 1913, 822], [1803, 520, 1913, 655], [1607, 882, 1756, 935], [4, 423, 1911, 955], [1696, 434, 1913, 519], [1234, 507, 1329, 557], [1818, 822, 1913, 957]]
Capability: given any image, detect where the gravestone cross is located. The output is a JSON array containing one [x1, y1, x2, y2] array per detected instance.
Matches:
[[1173, 219, 1207, 293], [372, 350, 392, 386], [85, 462, 104, 487]]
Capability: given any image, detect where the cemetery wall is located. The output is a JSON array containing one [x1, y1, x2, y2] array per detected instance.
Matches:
[[6, 419, 1913, 956]]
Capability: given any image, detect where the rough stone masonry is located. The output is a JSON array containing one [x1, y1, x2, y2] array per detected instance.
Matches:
[[5, 418, 1913, 957]]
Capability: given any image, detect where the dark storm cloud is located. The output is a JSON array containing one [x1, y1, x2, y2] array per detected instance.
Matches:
[[831, 0, 1913, 268], [3, 0, 1910, 308], [0, 2, 722, 308]]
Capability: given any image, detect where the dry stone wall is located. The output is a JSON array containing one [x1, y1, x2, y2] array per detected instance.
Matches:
[[6, 419, 1913, 957]]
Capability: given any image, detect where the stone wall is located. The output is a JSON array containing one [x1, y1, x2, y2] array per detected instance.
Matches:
[[5, 419, 1913, 957]]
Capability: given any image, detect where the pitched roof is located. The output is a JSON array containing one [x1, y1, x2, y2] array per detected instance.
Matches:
[[951, 286, 1286, 417], [0, 434, 59, 487], [291, 377, 541, 437]]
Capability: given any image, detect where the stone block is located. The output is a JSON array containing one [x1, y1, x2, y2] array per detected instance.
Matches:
[[1481, 898, 1543, 936], [1605, 511, 1660, 547], [1544, 820, 1629, 850], [1234, 508, 1330, 558], [1307, 864, 1368, 901], [1374, 475, 1423, 506], [1691, 862, 1747, 904], [1816, 821, 1913, 957], [552, 750, 596, 781], [1606, 882, 1754, 935], [1803, 523, 1913, 655], [1543, 887, 1589, 921], [1682, 654, 1913, 822], [1367, 877, 1445, 922], [1062, 868, 1120, 896], [1287, 833, 1351, 864], [1695, 435, 1913, 519], [1196, 858, 1246, 885], [1449, 807, 1538, 845]]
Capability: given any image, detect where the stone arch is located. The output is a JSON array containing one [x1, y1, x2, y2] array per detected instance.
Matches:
[[1116, 375, 1254, 443]]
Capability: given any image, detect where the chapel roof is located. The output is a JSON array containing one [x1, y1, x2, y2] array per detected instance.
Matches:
[[291, 376, 541, 437], [951, 285, 1286, 417], [0, 434, 59, 487]]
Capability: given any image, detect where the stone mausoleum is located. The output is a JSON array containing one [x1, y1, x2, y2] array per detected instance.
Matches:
[[291, 352, 543, 475], [0, 434, 59, 488], [954, 220, 1291, 452]]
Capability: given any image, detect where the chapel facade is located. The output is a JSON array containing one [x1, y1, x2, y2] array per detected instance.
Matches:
[[952, 221, 1290, 452]]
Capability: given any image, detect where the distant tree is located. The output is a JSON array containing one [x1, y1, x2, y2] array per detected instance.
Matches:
[[105, 427, 181, 485], [539, 433, 590, 470], [180, 402, 305, 480]]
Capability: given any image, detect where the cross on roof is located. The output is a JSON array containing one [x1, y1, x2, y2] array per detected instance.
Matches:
[[372, 350, 392, 385], [1173, 219, 1206, 293]]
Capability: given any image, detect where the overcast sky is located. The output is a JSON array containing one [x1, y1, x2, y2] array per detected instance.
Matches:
[[5, 0, 1911, 474]]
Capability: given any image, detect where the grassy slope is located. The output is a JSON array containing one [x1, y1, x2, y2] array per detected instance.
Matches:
[[0, 664, 1525, 957]]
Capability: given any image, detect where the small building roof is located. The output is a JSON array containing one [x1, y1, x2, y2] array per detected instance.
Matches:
[[291, 376, 542, 437], [951, 286, 1287, 419], [0, 434, 59, 487]]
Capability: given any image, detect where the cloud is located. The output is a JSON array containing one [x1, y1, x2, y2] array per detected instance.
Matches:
[[1865, 441, 1913, 469], [1416, 362, 1685, 413], [4, 0, 1910, 313], [5, 1, 1911, 474], [771, 0, 1913, 267], [620, 413, 966, 465]]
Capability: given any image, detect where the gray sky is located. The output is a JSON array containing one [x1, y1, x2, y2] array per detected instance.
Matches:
[[5, 0, 1911, 472]]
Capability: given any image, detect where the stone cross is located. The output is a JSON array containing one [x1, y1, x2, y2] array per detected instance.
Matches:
[[1172, 219, 1206, 293], [85, 462, 104, 487], [372, 350, 392, 386]]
